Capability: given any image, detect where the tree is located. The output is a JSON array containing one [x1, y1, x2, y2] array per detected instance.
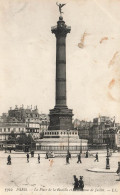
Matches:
[[16, 133, 35, 145], [8, 131, 16, 140]]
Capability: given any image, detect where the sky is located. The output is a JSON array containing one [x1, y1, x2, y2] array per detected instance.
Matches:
[[0, 0, 120, 122]]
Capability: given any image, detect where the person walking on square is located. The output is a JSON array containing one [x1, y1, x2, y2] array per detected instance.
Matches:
[[69, 152, 71, 159], [116, 162, 120, 180], [26, 153, 29, 163], [85, 150, 88, 158], [78, 176, 84, 191], [66, 154, 68, 164], [77, 153, 82, 163], [73, 175, 79, 191], [7, 155, 11, 165], [66, 154, 69, 164], [94, 152, 99, 162], [45, 152, 48, 159], [67, 154, 70, 164], [9, 155, 11, 165], [38, 154, 40, 163]]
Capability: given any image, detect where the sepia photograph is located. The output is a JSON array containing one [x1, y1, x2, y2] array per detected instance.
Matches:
[[0, 0, 120, 194]]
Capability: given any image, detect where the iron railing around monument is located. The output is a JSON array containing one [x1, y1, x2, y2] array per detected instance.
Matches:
[[36, 145, 88, 151]]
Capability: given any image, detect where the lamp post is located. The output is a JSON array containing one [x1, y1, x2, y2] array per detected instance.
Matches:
[[67, 129, 70, 155], [106, 138, 110, 169]]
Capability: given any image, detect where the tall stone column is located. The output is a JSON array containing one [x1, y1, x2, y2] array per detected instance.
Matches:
[[49, 16, 73, 130], [54, 17, 70, 107]]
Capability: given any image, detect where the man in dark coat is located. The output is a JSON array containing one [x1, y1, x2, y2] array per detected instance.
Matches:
[[38, 154, 40, 163], [46, 152, 48, 159], [85, 151, 88, 158], [116, 162, 120, 180], [79, 176, 84, 191], [73, 175, 79, 191], [67, 154, 70, 164], [94, 152, 99, 162], [77, 153, 82, 163], [26, 153, 29, 163], [69, 152, 71, 158], [7, 155, 11, 165], [66, 154, 69, 164]]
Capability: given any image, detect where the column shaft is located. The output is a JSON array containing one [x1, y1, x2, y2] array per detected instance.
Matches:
[[56, 36, 66, 107]]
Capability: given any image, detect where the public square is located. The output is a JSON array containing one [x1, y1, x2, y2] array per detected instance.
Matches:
[[0, 150, 119, 194]]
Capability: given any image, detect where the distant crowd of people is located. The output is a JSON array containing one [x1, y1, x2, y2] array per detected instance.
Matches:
[[5, 151, 106, 167], [21, 150, 99, 165], [6, 149, 100, 166]]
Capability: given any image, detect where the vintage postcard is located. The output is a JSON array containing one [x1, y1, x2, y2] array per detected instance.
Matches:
[[0, 0, 120, 195]]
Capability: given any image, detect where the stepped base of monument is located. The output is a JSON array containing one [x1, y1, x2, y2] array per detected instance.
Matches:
[[36, 130, 88, 152]]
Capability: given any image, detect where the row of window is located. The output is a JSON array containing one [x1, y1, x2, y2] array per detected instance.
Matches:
[[26, 118, 39, 122], [26, 114, 39, 118], [44, 131, 78, 135], [26, 120, 48, 125], [27, 129, 39, 133], [0, 135, 8, 140], [40, 121, 49, 125], [0, 128, 25, 132], [29, 124, 40, 128]]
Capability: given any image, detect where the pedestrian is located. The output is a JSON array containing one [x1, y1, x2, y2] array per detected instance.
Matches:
[[67, 154, 70, 164], [66, 154, 67, 164], [7, 155, 9, 165], [9, 155, 11, 164], [66, 154, 69, 164], [38, 154, 40, 163], [78, 176, 84, 191], [85, 150, 88, 158], [46, 152, 48, 159], [73, 175, 79, 191], [77, 153, 82, 163], [26, 153, 29, 163], [7, 155, 11, 165], [69, 152, 71, 158], [94, 152, 99, 162], [116, 162, 120, 180]]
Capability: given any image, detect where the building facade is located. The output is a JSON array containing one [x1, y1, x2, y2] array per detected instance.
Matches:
[[73, 119, 93, 140], [0, 106, 49, 142], [89, 116, 117, 147], [116, 129, 120, 149], [0, 122, 26, 148], [103, 127, 120, 149]]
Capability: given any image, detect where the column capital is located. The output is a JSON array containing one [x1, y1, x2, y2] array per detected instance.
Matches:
[[51, 17, 71, 38]]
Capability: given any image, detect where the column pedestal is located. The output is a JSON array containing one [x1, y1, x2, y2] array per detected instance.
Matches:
[[48, 106, 73, 130]]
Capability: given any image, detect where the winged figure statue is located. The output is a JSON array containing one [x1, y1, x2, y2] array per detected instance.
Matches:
[[56, 2, 66, 14]]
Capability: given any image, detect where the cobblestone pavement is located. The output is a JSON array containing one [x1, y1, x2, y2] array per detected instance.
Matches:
[[0, 151, 120, 194]]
